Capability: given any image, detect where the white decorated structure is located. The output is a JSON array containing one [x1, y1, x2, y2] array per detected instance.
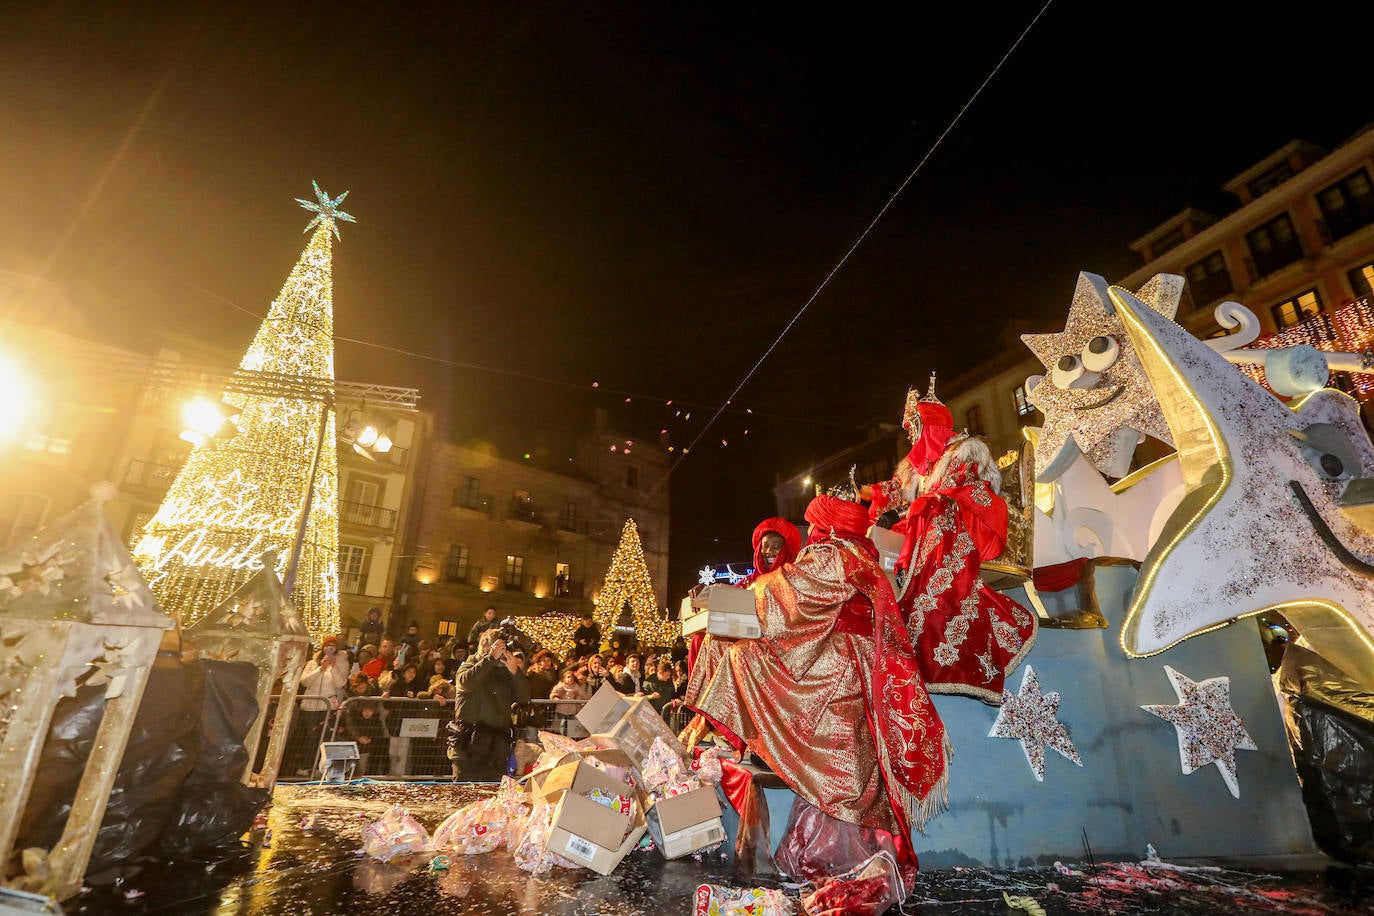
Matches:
[[0, 488, 172, 900]]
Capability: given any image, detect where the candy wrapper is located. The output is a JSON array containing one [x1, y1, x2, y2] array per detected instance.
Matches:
[[799, 851, 905, 916], [693, 883, 794, 916], [691, 746, 724, 785], [584, 755, 635, 788], [513, 800, 580, 876], [360, 804, 431, 862], [585, 787, 634, 817], [662, 779, 702, 799], [432, 777, 529, 855], [641, 736, 686, 791]]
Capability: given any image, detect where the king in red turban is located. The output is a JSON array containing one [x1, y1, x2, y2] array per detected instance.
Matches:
[[685, 494, 950, 877], [865, 376, 1037, 703]]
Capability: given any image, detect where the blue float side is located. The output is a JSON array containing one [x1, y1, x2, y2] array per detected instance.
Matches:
[[911, 569, 1316, 867]]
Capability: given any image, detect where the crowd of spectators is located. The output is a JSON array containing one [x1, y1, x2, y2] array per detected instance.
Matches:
[[285, 606, 694, 779]]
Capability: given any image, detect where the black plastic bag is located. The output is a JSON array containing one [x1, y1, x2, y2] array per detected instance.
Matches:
[[13, 650, 203, 874], [158, 659, 270, 857], [1276, 643, 1374, 864]]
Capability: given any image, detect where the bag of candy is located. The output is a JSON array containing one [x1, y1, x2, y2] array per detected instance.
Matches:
[[693, 883, 794, 915], [799, 850, 905, 916], [432, 776, 530, 854], [512, 799, 581, 876], [360, 804, 430, 862]]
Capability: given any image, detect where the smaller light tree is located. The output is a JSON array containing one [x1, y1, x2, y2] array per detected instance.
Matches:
[[593, 518, 679, 649]]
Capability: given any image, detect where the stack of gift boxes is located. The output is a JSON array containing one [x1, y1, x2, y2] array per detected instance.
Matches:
[[527, 681, 727, 874]]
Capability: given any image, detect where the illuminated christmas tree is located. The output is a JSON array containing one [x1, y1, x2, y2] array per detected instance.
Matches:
[[594, 518, 679, 648], [132, 183, 354, 638]]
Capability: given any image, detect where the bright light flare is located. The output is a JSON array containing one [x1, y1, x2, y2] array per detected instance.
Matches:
[[0, 353, 33, 430], [182, 397, 230, 437]]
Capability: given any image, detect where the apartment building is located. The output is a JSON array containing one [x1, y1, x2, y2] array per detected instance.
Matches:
[[404, 414, 671, 644], [947, 124, 1374, 461]]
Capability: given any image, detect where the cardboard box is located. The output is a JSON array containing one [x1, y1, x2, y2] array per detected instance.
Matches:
[[547, 785, 647, 875], [592, 700, 688, 770], [680, 584, 761, 640], [527, 747, 638, 804], [645, 785, 726, 859], [576, 681, 635, 735]]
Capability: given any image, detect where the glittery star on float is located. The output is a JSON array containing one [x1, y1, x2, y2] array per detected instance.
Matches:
[[1141, 665, 1256, 798], [987, 665, 1082, 782], [1108, 285, 1374, 675], [104, 563, 146, 610], [296, 180, 356, 240], [1021, 273, 1183, 482], [224, 596, 264, 629]]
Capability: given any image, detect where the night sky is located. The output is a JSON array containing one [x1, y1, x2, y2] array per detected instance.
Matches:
[[4, 1, 1372, 596]]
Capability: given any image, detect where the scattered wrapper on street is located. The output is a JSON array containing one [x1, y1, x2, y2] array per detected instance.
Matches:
[[693, 883, 794, 915]]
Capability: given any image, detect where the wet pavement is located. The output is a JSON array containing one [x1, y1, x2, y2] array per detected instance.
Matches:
[[64, 783, 1373, 915]]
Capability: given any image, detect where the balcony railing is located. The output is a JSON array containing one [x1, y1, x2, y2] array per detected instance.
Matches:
[[1245, 240, 1305, 282], [124, 459, 180, 490], [342, 443, 409, 468], [451, 494, 492, 515], [507, 499, 542, 525], [340, 571, 367, 595], [1316, 199, 1374, 245], [339, 500, 397, 529], [552, 578, 584, 599]]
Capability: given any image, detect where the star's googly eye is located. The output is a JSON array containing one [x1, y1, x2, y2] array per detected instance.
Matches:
[[1082, 335, 1120, 373], [1051, 355, 1084, 388]]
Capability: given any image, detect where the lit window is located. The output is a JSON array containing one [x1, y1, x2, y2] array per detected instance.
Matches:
[[1271, 290, 1322, 330], [504, 555, 525, 590], [1348, 261, 1374, 301], [554, 562, 572, 597], [437, 620, 459, 637], [1012, 385, 1036, 418]]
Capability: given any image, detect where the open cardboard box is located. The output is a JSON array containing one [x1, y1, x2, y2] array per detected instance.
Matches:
[[527, 746, 638, 804], [679, 584, 761, 639], [576, 683, 688, 770], [546, 774, 647, 875], [645, 784, 726, 859]]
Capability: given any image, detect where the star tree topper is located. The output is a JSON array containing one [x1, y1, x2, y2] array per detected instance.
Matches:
[[1022, 273, 1183, 482], [1141, 665, 1256, 799], [296, 180, 356, 240], [987, 665, 1082, 782]]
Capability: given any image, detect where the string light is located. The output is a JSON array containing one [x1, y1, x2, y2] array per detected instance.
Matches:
[[515, 613, 581, 661], [1241, 297, 1374, 395], [593, 518, 679, 649], [132, 213, 345, 639]]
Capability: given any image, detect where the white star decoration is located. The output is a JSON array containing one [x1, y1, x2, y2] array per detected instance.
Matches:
[[296, 180, 356, 240], [988, 665, 1082, 781], [697, 565, 716, 587], [1141, 665, 1256, 799], [105, 563, 145, 610], [1022, 273, 1182, 482]]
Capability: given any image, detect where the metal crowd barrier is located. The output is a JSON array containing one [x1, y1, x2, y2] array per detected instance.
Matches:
[[273, 696, 455, 782], [270, 693, 696, 783]]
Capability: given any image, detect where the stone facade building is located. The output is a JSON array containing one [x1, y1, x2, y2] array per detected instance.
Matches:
[[402, 415, 670, 646]]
